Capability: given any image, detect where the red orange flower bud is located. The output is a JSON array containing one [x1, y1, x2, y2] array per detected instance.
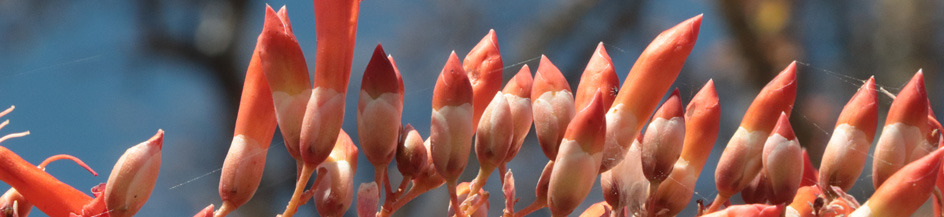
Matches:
[[647, 80, 720, 217], [852, 147, 944, 217], [532, 55, 575, 160], [470, 92, 514, 195], [357, 44, 404, 194], [819, 77, 877, 191], [429, 51, 475, 216], [501, 65, 534, 165], [641, 89, 685, 186], [258, 5, 311, 161], [762, 113, 803, 205], [872, 71, 929, 189], [217, 32, 278, 216], [601, 14, 702, 172], [711, 62, 797, 211], [575, 42, 619, 111], [105, 130, 164, 217], [463, 29, 503, 129], [396, 124, 428, 179], [313, 130, 359, 217], [548, 91, 606, 216]]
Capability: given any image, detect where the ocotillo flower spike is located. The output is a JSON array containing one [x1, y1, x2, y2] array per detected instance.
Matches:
[[429, 51, 475, 217], [531, 55, 575, 160], [819, 76, 877, 191], [217, 36, 278, 217], [601, 14, 702, 172], [463, 29, 503, 129], [314, 130, 359, 217], [641, 88, 685, 186], [105, 130, 164, 217], [710, 61, 797, 212], [648, 79, 720, 217], [852, 147, 944, 217], [548, 91, 606, 217], [501, 65, 533, 166], [575, 42, 619, 111], [470, 92, 514, 196], [357, 44, 404, 194], [258, 5, 311, 162], [872, 70, 929, 189], [762, 112, 803, 205]]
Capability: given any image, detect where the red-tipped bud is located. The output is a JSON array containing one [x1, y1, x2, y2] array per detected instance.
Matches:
[[532, 56, 576, 160], [396, 124, 428, 178], [854, 147, 944, 216], [464, 29, 504, 129], [218, 40, 278, 215], [603, 15, 702, 172], [762, 113, 803, 205], [713, 62, 797, 207], [430, 52, 475, 183], [313, 130, 359, 217], [502, 65, 534, 162], [258, 5, 311, 161], [358, 44, 404, 167], [575, 42, 619, 111], [680, 79, 721, 171], [470, 92, 515, 195], [105, 130, 164, 217], [548, 91, 606, 216], [872, 71, 929, 188], [641, 89, 685, 184], [819, 77, 877, 190]]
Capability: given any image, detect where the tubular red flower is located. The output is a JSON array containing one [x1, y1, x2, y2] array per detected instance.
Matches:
[[429, 51, 475, 217], [357, 44, 404, 196], [819, 76, 877, 191], [762, 113, 803, 205], [501, 65, 534, 166], [548, 91, 606, 217], [217, 31, 278, 216], [601, 14, 702, 172], [854, 147, 944, 216], [258, 5, 311, 161], [463, 29, 503, 129], [640, 89, 685, 186]]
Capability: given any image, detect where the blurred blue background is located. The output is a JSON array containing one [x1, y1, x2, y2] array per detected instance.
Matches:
[[1, 0, 943, 216]]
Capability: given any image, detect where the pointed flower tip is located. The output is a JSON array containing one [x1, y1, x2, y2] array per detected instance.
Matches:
[[566, 90, 606, 153], [534, 55, 571, 93], [836, 75, 879, 132], [149, 129, 164, 149], [432, 52, 473, 109], [772, 113, 795, 140], [504, 64, 533, 98], [263, 5, 289, 34], [362, 44, 400, 97], [655, 89, 684, 119], [887, 71, 928, 126]]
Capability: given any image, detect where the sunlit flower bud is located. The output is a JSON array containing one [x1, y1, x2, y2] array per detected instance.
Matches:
[[763, 113, 803, 205], [852, 147, 944, 217], [470, 92, 514, 195], [357, 44, 404, 192], [818, 77, 877, 191], [710, 61, 797, 212], [641, 89, 685, 186], [463, 29, 503, 129], [548, 91, 606, 216], [258, 5, 311, 161], [429, 51, 475, 216], [872, 71, 929, 189], [501, 65, 534, 166], [313, 130, 358, 217], [575, 42, 619, 111], [601, 14, 702, 172], [105, 130, 164, 217], [396, 124, 427, 179], [532, 55, 575, 160]]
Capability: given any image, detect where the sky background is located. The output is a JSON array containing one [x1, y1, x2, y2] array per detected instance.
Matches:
[[1, 0, 943, 216]]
